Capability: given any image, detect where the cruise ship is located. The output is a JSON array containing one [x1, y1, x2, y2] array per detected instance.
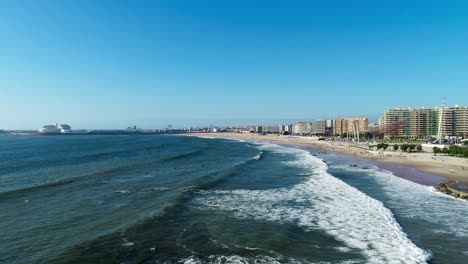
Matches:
[[38, 123, 72, 134]]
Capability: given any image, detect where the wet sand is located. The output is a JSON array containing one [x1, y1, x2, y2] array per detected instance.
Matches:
[[374, 162, 446, 186]]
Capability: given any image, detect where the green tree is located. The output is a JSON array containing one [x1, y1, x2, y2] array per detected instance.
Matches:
[[449, 145, 461, 156], [408, 145, 416, 152], [382, 144, 389, 151], [393, 145, 399, 151], [433, 147, 440, 153], [442, 147, 449, 154], [401, 144, 409, 152], [416, 145, 423, 152]]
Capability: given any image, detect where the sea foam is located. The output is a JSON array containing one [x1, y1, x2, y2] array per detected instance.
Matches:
[[194, 142, 430, 264], [181, 254, 359, 264], [361, 166, 468, 237]]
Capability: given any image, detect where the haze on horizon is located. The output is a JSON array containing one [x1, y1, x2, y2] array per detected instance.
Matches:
[[1, 0, 468, 130]]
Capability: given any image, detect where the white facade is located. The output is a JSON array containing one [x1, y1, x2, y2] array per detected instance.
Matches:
[[292, 122, 311, 135]]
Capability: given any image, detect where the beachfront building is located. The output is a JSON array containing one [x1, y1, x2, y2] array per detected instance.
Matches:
[[325, 119, 334, 136], [279, 125, 294, 135], [292, 122, 311, 135], [262, 125, 281, 134], [333, 117, 369, 137], [311, 119, 326, 135], [381, 107, 437, 139], [454, 106, 468, 138], [439, 105, 468, 139], [378, 117, 385, 134], [279, 125, 286, 134], [381, 105, 468, 139]]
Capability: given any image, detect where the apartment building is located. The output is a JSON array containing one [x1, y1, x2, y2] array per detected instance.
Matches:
[[381, 105, 468, 139], [334, 117, 369, 136], [311, 119, 326, 135], [292, 122, 311, 135]]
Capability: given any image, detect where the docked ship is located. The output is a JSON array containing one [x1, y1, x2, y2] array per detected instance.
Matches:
[[38, 123, 72, 134]]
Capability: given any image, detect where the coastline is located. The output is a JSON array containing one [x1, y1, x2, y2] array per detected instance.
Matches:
[[181, 132, 468, 185]]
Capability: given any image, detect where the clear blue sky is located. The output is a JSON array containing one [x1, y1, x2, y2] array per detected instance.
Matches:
[[1, 0, 467, 129]]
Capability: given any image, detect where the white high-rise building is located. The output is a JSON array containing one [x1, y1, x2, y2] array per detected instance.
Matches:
[[292, 122, 311, 135]]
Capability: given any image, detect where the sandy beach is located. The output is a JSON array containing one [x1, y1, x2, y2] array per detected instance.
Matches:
[[184, 132, 468, 184]]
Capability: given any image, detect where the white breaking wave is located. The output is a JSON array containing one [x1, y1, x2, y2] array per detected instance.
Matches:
[[361, 166, 468, 237], [429, 186, 468, 203], [182, 255, 286, 264], [181, 255, 360, 264], [194, 142, 430, 264], [251, 151, 263, 161], [221, 138, 246, 142], [195, 136, 246, 143], [193, 136, 216, 139], [327, 154, 468, 236], [195, 136, 245, 142], [121, 237, 134, 247]]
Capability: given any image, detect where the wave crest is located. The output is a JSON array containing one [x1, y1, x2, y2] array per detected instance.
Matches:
[[194, 143, 430, 264]]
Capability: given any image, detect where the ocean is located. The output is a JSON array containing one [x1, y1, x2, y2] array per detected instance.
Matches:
[[0, 134, 467, 264]]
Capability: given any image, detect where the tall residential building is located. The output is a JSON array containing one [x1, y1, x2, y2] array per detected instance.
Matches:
[[279, 125, 286, 134], [262, 125, 280, 134], [334, 117, 369, 136], [292, 122, 311, 135], [453, 106, 468, 137], [378, 117, 385, 134], [311, 119, 326, 135], [325, 119, 334, 136], [381, 105, 468, 139]]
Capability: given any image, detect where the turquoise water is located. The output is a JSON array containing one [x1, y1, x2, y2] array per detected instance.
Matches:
[[0, 135, 467, 263]]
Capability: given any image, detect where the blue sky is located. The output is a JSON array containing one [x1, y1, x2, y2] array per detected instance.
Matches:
[[1, 0, 467, 129]]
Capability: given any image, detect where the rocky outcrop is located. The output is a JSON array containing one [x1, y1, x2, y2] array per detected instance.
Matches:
[[434, 181, 468, 200]]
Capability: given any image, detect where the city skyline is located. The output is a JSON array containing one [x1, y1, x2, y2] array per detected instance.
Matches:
[[6, 102, 467, 132], [2, 1, 468, 129]]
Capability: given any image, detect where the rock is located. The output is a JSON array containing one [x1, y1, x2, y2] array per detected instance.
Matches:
[[434, 181, 468, 201]]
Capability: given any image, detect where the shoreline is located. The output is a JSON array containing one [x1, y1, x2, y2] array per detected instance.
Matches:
[[182, 133, 468, 186]]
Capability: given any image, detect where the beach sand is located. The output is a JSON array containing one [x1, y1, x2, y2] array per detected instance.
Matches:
[[183, 132, 468, 184]]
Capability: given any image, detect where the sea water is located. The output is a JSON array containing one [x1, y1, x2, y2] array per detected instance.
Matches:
[[0, 135, 467, 263]]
